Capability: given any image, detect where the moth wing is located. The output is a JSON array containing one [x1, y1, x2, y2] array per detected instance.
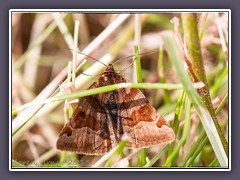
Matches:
[[116, 88, 175, 148], [56, 83, 113, 155]]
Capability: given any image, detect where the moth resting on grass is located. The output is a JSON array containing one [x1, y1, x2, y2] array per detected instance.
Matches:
[[57, 63, 175, 155]]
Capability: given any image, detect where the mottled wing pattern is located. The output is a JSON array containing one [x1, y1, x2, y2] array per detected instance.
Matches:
[[113, 74, 175, 148], [57, 64, 175, 155], [56, 83, 113, 155]]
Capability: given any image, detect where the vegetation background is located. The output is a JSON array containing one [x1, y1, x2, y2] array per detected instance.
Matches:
[[11, 12, 229, 168]]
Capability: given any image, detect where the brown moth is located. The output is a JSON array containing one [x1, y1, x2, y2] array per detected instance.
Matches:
[[56, 64, 175, 155]]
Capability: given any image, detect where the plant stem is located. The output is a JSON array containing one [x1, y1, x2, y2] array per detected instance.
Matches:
[[162, 31, 227, 167], [181, 13, 228, 156], [134, 42, 142, 84]]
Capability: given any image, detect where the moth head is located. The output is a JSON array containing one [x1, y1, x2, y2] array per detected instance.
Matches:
[[96, 64, 116, 85], [97, 64, 127, 86], [105, 64, 115, 72]]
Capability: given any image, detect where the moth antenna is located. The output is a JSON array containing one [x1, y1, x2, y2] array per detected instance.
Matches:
[[81, 72, 92, 76], [81, 72, 101, 78], [77, 51, 108, 68], [64, 48, 108, 68], [114, 50, 158, 74], [112, 50, 158, 66], [116, 60, 135, 74]]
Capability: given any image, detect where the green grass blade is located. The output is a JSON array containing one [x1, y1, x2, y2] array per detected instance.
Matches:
[[165, 91, 186, 166], [105, 141, 126, 167], [136, 148, 147, 167], [162, 31, 228, 167], [134, 42, 142, 84], [13, 83, 183, 117], [158, 45, 170, 103], [12, 160, 25, 167], [209, 158, 220, 167], [181, 131, 206, 166], [144, 145, 169, 167], [215, 93, 228, 115], [211, 68, 228, 97], [164, 100, 191, 167], [186, 136, 208, 167]]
